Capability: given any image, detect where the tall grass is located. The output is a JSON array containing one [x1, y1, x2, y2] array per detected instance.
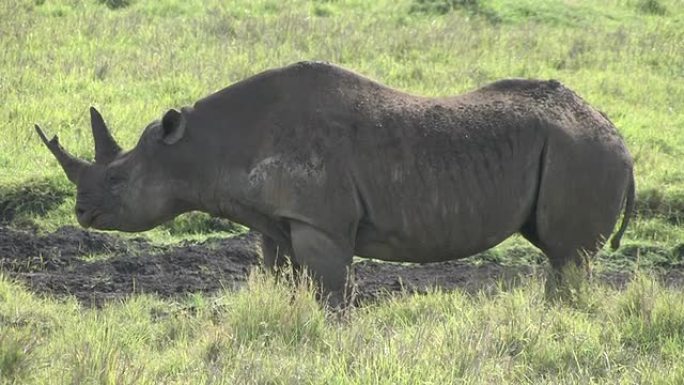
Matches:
[[2, 271, 684, 384]]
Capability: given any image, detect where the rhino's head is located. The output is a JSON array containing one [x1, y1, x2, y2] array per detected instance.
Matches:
[[36, 107, 196, 232]]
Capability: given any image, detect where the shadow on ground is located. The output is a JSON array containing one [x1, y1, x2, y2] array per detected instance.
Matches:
[[1, 226, 683, 306]]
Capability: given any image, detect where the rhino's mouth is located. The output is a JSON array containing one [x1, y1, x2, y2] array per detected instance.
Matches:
[[76, 208, 109, 230], [76, 209, 96, 229]]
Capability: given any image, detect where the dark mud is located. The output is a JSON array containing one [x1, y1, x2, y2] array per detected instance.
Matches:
[[1, 226, 683, 306], [0, 226, 258, 305]]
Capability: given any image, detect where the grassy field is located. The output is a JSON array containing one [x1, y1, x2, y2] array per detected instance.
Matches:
[[1, 0, 683, 383], [3, 272, 684, 384], [2, 0, 683, 242]]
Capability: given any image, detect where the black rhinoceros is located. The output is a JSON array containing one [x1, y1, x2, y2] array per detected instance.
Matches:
[[36, 61, 634, 305]]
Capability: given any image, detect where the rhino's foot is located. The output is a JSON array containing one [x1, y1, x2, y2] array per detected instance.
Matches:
[[316, 280, 358, 312], [544, 255, 592, 304]]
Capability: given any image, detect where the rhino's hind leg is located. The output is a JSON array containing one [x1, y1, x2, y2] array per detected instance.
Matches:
[[527, 140, 631, 300], [289, 221, 354, 308], [521, 217, 594, 300]]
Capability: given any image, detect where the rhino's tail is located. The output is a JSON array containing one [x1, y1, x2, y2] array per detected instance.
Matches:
[[610, 170, 635, 250]]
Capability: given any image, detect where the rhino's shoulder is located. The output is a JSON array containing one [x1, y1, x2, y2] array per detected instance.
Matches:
[[290, 60, 335, 70], [282, 61, 382, 86]]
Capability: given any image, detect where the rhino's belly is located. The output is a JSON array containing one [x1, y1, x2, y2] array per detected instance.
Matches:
[[353, 215, 520, 263], [352, 175, 538, 262]]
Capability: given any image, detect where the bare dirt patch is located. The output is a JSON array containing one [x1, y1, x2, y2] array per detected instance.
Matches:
[[1, 226, 683, 305], [0, 226, 257, 305]]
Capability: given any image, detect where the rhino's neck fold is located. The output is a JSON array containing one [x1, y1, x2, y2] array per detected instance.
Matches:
[[189, 166, 236, 218], [165, 179, 204, 219]]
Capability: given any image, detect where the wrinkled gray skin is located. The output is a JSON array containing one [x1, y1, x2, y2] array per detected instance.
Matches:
[[37, 61, 635, 306]]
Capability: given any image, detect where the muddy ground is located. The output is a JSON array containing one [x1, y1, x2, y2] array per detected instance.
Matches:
[[1, 226, 683, 306]]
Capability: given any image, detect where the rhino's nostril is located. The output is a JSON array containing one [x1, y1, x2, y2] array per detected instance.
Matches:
[[76, 207, 86, 217]]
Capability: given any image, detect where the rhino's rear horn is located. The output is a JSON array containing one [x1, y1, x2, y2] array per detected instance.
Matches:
[[35, 124, 89, 184], [90, 106, 122, 164]]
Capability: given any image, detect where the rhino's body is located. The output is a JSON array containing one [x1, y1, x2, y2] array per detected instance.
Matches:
[[37, 61, 634, 304]]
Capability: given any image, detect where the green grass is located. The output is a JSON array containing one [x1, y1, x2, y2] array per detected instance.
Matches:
[[1, 0, 684, 383], [1, 0, 683, 242], [3, 271, 684, 384]]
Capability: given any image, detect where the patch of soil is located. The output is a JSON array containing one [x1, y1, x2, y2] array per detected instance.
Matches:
[[1, 226, 683, 306], [0, 226, 259, 305], [353, 260, 536, 302]]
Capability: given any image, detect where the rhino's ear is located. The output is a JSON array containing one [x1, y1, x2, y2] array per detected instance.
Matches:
[[160, 109, 186, 145]]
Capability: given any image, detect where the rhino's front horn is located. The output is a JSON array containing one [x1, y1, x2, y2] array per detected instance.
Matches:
[[35, 124, 90, 184], [90, 106, 121, 164]]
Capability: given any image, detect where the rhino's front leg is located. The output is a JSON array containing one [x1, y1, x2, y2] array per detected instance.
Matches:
[[289, 221, 354, 308], [261, 234, 280, 271], [261, 234, 301, 287], [261, 234, 294, 271]]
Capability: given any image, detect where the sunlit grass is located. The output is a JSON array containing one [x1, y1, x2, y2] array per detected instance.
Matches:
[[1, 0, 682, 245], [3, 271, 684, 384]]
